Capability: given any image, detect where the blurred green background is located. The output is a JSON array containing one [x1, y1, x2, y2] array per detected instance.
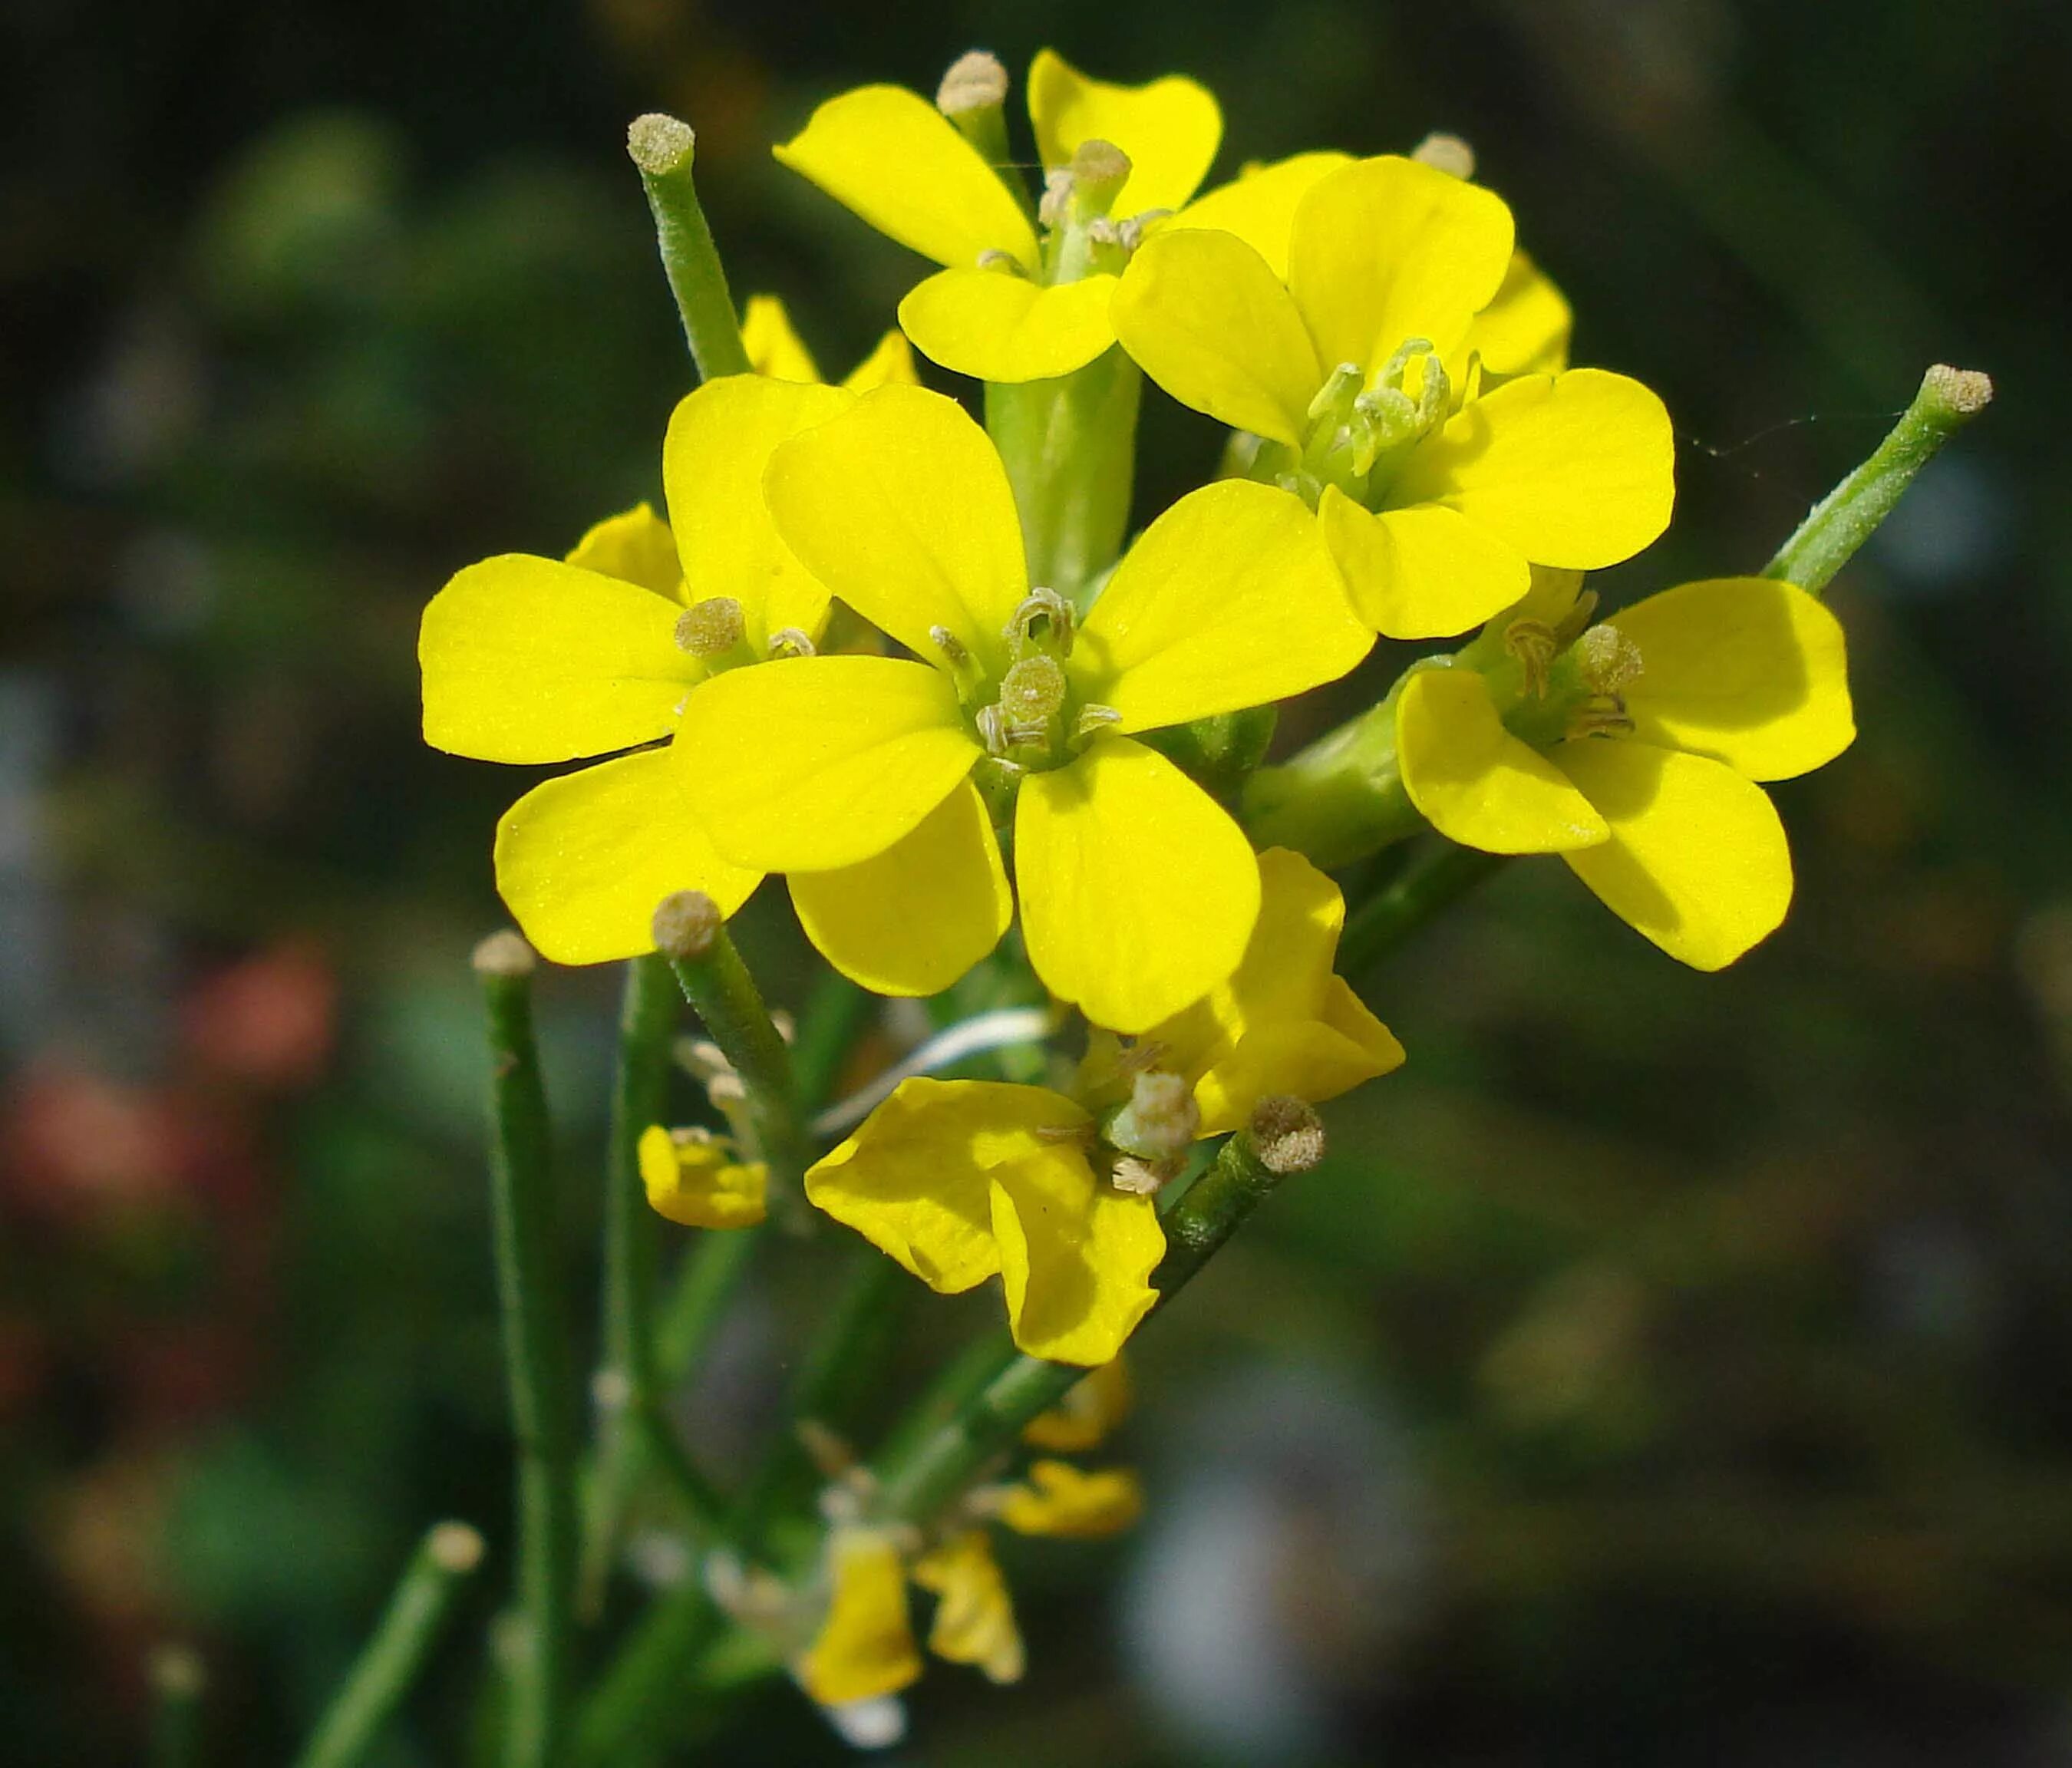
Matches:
[[5, 0, 2070, 1760]]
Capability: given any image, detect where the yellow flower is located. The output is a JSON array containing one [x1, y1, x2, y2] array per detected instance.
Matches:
[[911, 1532, 1024, 1684], [1021, 1357, 1132, 1452], [674, 382, 1371, 1031], [738, 292, 919, 391], [774, 51, 1220, 383], [806, 1077, 1163, 1365], [994, 1460, 1144, 1538], [418, 372, 858, 962], [637, 1124, 767, 1229], [794, 1529, 922, 1707], [1111, 153, 1671, 638], [1397, 575, 1856, 968]]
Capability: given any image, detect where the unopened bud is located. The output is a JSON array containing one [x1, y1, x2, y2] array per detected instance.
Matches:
[[1109, 1069, 1199, 1161], [626, 113, 695, 177], [652, 890, 722, 961], [936, 49, 1008, 117], [675, 595, 745, 658], [1248, 1095, 1325, 1174], [428, 1521, 487, 1574], [470, 930, 536, 978], [1411, 132, 1476, 180], [1575, 622, 1645, 694]]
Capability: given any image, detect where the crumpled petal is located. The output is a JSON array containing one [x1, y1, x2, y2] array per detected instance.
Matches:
[[996, 1460, 1146, 1538], [421, 556, 703, 764], [740, 292, 822, 383], [673, 655, 979, 872], [663, 374, 850, 649], [1193, 1017, 1404, 1138], [563, 503, 683, 599], [842, 328, 920, 392], [1287, 155, 1515, 375], [1396, 666, 1609, 853], [1021, 1357, 1133, 1452], [913, 1533, 1024, 1684], [1164, 150, 1352, 279], [764, 384, 1028, 677], [493, 747, 761, 964], [803, 1077, 1090, 1294], [1110, 228, 1321, 446], [1027, 48, 1221, 216], [1389, 368, 1674, 571], [1556, 738, 1794, 971], [1318, 488, 1531, 640], [1613, 577, 1855, 782], [899, 266, 1119, 383], [789, 780, 1011, 996], [1077, 480, 1370, 731], [774, 84, 1037, 271], [988, 1150, 1163, 1364], [638, 1125, 767, 1229], [1015, 737, 1261, 1034], [1463, 249, 1572, 378], [794, 1530, 921, 1708]]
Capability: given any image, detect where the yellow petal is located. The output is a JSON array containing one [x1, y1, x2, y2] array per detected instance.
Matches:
[[842, 328, 920, 392], [1193, 1017, 1405, 1138], [790, 780, 1011, 996], [899, 266, 1118, 383], [774, 84, 1037, 270], [673, 655, 979, 871], [663, 374, 850, 649], [493, 747, 761, 965], [638, 1125, 767, 1229], [803, 1077, 1090, 1294], [1286, 156, 1514, 374], [1166, 150, 1353, 279], [912, 1532, 1024, 1684], [1463, 249, 1572, 377], [996, 1460, 1145, 1539], [988, 1152, 1163, 1364], [1556, 738, 1793, 971], [764, 384, 1028, 677], [794, 1530, 921, 1708], [1077, 480, 1370, 731], [1612, 577, 1855, 782], [1015, 738, 1262, 1034], [1027, 48, 1222, 216], [1021, 1357, 1133, 1453], [1396, 666, 1609, 853], [1318, 488, 1530, 639], [1110, 229, 1320, 446], [739, 292, 822, 384], [1390, 368, 1674, 570], [421, 556, 702, 764], [563, 503, 683, 599]]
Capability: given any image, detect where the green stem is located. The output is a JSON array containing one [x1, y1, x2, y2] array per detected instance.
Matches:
[[474, 935, 579, 1768], [625, 114, 751, 382], [790, 971, 873, 1112], [1763, 364, 1993, 596], [655, 1226, 762, 1385], [1338, 841, 1505, 978], [1241, 677, 1423, 870], [147, 1646, 206, 1768], [294, 1524, 487, 1768], [985, 349, 1142, 601]]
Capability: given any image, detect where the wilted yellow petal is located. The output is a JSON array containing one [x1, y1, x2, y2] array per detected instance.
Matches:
[[899, 266, 1118, 383], [1015, 738, 1261, 1034], [421, 556, 702, 764], [493, 747, 761, 965], [1556, 739, 1794, 971], [1397, 666, 1609, 853], [1390, 368, 1674, 570], [997, 1460, 1145, 1539], [989, 1151, 1163, 1365], [764, 384, 1028, 676], [1613, 577, 1855, 782], [1165, 150, 1352, 279], [1287, 156, 1514, 374], [1464, 249, 1572, 377], [564, 503, 683, 599], [1110, 229, 1321, 446], [1022, 1357, 1133, 1453], [1318, 488, 1531, 640], [673, 655, 979, 872], [740, 293, 822, 384], [803, 1077, 1090, 1294], [790, 781, 1011, 996], [774, 84, 1037, 270], [842, 328, 920, 392], [1027, 48, 1221, 216], [638, 1125, 767, 1229], [794, 1531, 921, 1708], [912, 1532, 1024, 1684]]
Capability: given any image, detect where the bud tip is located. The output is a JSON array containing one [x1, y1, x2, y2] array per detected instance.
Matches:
[[627, 113, 696, 176], [1248, 1096, 1325, 1174], [471, 930, 536, 978], [937, 49, 1009, 117], [429, 1521, 487, 1574], [1923, 363, 1993, 417], [652, 890, 723, 961]]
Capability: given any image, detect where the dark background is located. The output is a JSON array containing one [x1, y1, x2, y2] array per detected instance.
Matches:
[[5, 0, 2070, 1761]]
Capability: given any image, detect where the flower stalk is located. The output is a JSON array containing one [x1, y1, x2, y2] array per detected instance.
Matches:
[[626, 113, 752, 382]]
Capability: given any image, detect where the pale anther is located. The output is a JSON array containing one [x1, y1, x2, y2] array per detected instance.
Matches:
[[930, 624, 969, 666], [767, 627, 817, 658]]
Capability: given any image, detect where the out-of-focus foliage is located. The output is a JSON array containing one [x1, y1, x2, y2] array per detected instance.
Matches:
[[4, 0, 2069, 1761]]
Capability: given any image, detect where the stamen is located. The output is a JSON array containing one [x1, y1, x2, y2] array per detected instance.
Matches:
[[767, 627, 817, 658], [1005, 585, 1074, 656], [1073, 704, 1121, 742], [675, 595, 745, 658], [1504, 617, 1560, 699], [929, 625, 969, 667], [1117, 209, 1170, 252], [1038, 167, 1075, 229], [975, 247, 1020, 272], [1110, 1155, 1178, 1196], [1566, 699, 1636, 741]]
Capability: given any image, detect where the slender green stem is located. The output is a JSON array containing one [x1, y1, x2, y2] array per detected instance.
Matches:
[[580, 955, 687, 1618], [655, 1226, 762, 1385], [1339, 841, 1506, 978], [1763, 363, 1993, 596], [474, 935, 579, 1768], [573, 1587, 725, 1768], [294, 1523, 487, 1768], [625, 114, 751, 381], [790, 971, 873, 1114], [147, 1646, 205, 1768]]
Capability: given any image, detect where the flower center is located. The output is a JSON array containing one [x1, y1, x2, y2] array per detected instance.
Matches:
[[1259, 340, 1454, 512], [952, 588, 1120, 776], [1498, 617, 1645, 746]]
